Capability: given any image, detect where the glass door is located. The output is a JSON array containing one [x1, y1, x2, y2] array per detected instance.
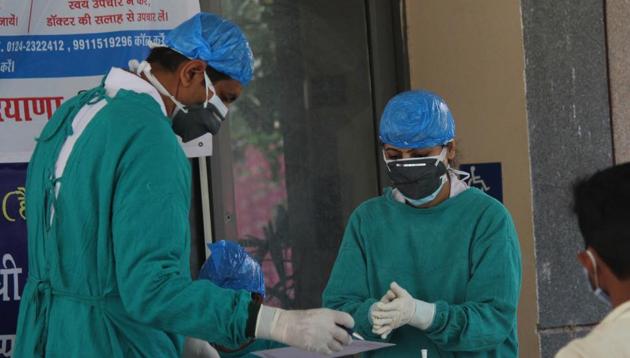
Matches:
[[197, 0, 405, 309]]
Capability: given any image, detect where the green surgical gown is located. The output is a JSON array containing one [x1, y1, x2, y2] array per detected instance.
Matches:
[[14, 84, 255, 357], [323, 187, 522, 357]]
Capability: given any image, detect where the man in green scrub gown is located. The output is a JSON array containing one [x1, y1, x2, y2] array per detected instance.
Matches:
[[14, 12, 353, 358], [323, 90, 522, 357]]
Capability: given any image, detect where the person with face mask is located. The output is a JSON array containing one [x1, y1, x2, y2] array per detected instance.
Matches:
[[322, 90, 522, 357], [555, 164, 630, 357], [14, 12, 354, 358]]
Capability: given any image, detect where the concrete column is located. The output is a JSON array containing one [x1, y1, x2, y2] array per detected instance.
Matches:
[[606, 0, 630, 164], [520, 0, 613, 356]]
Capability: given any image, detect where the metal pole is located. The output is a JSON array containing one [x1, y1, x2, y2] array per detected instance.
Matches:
[[198, 156, 213, 258]]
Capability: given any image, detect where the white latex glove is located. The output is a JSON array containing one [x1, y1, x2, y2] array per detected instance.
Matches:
[[367, 287, 396, 325], [256, 305, 354, 355], [371, 282, 415, 337], [371, 282, 435, 339], [182, 337, 220, 358]]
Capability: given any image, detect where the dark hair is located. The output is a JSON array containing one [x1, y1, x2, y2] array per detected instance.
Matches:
[[145, 47, 231, 83], [573, 163, 630, 279]]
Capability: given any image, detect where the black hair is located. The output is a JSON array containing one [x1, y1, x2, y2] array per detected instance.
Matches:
[[573, 163, 630, 279], [145, 47, 231, 83]]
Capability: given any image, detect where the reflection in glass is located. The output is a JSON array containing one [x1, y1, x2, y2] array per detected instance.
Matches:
[[220, 0, 377, 309]]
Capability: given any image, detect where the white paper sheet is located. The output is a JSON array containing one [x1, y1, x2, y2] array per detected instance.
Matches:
[[251, 340, 395, 358]]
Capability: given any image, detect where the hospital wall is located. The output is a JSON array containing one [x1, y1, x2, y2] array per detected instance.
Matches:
[[405, 0, 620, 357]]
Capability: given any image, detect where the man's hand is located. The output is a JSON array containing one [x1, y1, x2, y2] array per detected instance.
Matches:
[[256, 306, 354, 355]]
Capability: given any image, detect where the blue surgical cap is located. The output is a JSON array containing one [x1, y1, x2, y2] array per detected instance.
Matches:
[[379, 90, 455, 149], [164, 12, 254, 85]]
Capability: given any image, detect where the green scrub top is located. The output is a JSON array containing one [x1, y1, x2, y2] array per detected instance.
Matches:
[[14, 81, 254, 357], [323, 187, 522, 357]]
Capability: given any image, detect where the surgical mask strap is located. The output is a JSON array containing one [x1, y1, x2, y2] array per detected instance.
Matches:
[[203, 73, 210, 108], [129, 60, 188, 114], [204, 72, 229, 117], [449, 168, 471, 182], [382, 150, 391, 170], [584, 249, 612, 306]]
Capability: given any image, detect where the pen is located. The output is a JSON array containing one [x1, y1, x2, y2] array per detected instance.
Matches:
[[338, 325, 365, 341]]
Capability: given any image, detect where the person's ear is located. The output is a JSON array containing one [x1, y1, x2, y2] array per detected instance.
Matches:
[[577, 251, 592, 271], [447, 141, 457, 161], [178, 60, 206, 88]]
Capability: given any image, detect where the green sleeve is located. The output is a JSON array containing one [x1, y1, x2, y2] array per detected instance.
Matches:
[[425, 207, 522, 352], [111, 120, 253, 347], [322, 210, 387, 341]]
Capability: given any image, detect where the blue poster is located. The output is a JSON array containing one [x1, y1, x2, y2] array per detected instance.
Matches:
[[0, 163, 27, 358], [459, 162, 503, 203]]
